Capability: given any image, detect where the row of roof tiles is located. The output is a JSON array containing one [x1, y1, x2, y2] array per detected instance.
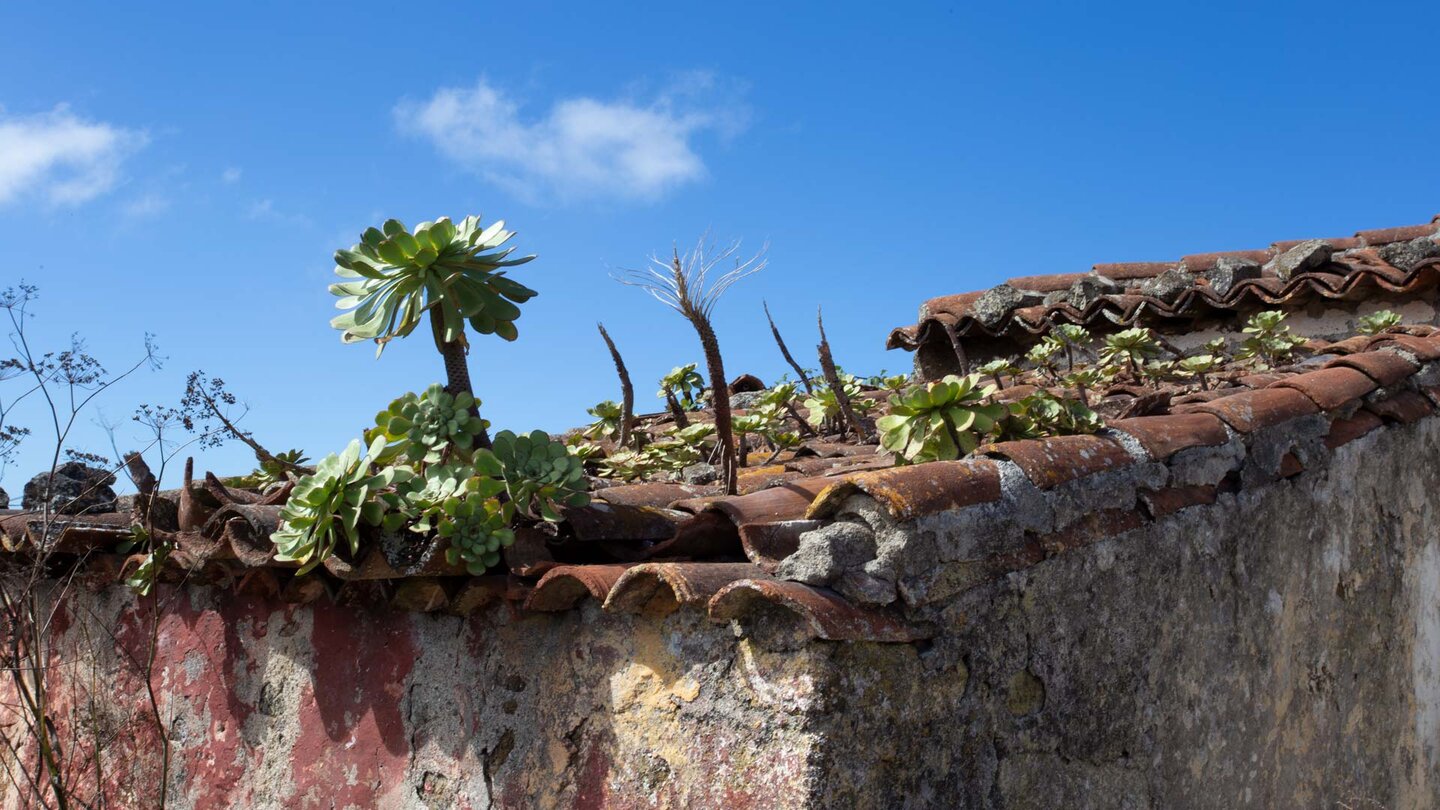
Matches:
[[890, 216, 1440, 348], [6, 331, 1440, 642]]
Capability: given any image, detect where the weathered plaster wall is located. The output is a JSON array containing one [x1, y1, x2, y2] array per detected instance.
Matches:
[[8, 420, 1439, 809], [790, 415, 1440, 808]]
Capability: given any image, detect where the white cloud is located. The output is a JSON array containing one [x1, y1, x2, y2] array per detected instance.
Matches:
[[247, 198, 311, 227], [221, 167, 242, 184], [394, 73, 749, 202], [121, 192, 169, 218], [0, 105, 146, 207]]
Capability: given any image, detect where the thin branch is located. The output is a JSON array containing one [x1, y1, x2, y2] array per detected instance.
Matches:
[[763, 301, 814, 395]]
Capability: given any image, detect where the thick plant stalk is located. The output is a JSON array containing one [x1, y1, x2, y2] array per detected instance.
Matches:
[[433, 310, 491, 450], [596, 323, 635, 447], [693, 315, 739, 494], [764, 301, 814, 395], [664, 390, 689, 429], [817, 309, 869, 442]]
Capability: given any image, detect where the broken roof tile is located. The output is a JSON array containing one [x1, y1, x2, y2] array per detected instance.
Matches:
[[1372, 334, 1440, 362], [1192, 387, 1320, 433], [1270, 366, 1377, 411], [980, 434, 1132, 489], [1325, 410, 1385, 449], [708, 579, 931, 643], [1138, 485, 1218, 519]]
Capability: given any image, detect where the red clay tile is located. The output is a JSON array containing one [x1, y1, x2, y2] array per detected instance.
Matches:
[[704, 478, 832, 525], [604, 562, 766, 615], [1236, 373, 1288, 389], [1270, 237, 1362, 253], [1270, 366, 1377, 411], [980, 434, 1132, 489], [1180, 250, 1270, 272], [1139, 485, 1218, 518], [1324, 351, 1420, 387], [708, 580, 930, 642], [1038, 508, 1146, 554], [1278, 453, 1305, 478], [1372, 334, 1440, 362], [1322, 334, 1387, 355], [1110, 413, 1230, 460], [1356, 223, 1438, 246], [595, 482, 718, 509], [919, 291, 984, 319], [1006, 272, 1089, 293], [806, 458, 1003, 519], [1192, 388, 1320, 433], [739, 520, 819, 573], [1364, 390, 1435, 424], [1093, 262, 1174, 280], [1325, 411, 1384, 449], [526, 564, 635, 611]]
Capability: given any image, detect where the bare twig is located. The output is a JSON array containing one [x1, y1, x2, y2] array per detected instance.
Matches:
[[763, 301, 814, 395]]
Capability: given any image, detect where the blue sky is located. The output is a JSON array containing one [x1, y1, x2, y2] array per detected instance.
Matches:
[[2, 0, 1438, 491]]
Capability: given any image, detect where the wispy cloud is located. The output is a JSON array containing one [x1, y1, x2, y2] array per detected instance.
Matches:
[[394, 72, 749, 203], [247, 198, 312, 227], [221, 167, 242, 184], [0, 105, 147, 207], [120, 192, 169, 219]]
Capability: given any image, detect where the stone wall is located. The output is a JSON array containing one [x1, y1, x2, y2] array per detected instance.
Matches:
[[6, 419, 1439, 808]]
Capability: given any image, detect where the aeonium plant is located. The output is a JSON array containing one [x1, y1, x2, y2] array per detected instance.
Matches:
[[272, 437, 406, 573], [877, 374, 1007, 464], [329, 215, 537, 449]]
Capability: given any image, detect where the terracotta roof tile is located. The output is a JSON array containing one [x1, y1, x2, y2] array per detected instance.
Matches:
[[1006, 272, 1089, 292], [1271, 237, 1362, 253], [1324, 350, 1420, 387], [603, 562, 765, 615], [1269, 367, 1377, 411], [1092, 262, 1174, 280], [1179, 250, 1271, 272], [1191, 388, 1320, 433], [1355, 222, 1438, 246], [704, 478, 833, 525], [1364, 390, 1435, 424], [1325, 411, 1384, 449], [980, 434, 1132, 489], [1372, 334, 1440, 362], [708, 580, 931, 642], [889, 214, 1440, 350], [1138, 485, 1218, 518], [526, 564, 634, 611], [1108, 413, 1230, 460], [739, 520, 820, 573], [805, 458, 1003, 519]]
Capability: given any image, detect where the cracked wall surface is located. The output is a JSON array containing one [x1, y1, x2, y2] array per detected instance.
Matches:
[[6, 420, 1439, 808]]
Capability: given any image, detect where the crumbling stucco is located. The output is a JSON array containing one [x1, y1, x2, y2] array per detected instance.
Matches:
[[7, 419, 1440, 808]]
